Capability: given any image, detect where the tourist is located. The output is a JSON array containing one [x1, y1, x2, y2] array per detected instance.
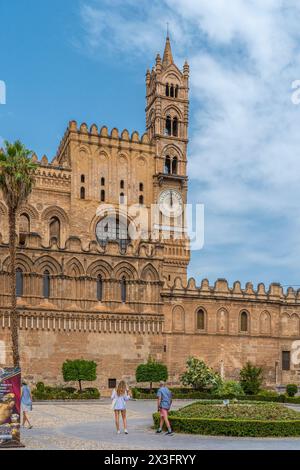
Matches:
[[111, 381, 131, 434], [21, 381, 33, 429], [156, 381, 173, 435]]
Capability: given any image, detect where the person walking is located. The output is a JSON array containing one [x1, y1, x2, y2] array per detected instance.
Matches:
[[156, 381, 173, 435], [21, 382, 33, 429], [111, 381, 131, 434]]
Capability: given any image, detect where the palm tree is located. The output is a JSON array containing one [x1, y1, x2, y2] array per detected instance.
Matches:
[[0, 141, 37, 368]]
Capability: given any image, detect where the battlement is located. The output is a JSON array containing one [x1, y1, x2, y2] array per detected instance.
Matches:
[[164, 277, 300, 304], [56, 121, 153, 161]]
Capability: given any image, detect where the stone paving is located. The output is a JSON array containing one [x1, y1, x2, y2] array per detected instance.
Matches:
[[19, 399, 300, 450]]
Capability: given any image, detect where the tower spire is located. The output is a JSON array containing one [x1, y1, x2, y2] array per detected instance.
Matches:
[[162, 33, 174, 68]]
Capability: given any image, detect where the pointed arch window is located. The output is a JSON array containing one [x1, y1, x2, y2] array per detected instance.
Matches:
[[172, 117, 178, 137], [166, 83, 170, 97], [81, 175, 85, 183], [197, 309, 205, 330], [101, 177, 105, 186], [97, 275, 103, 302], [241, 311, 249, 332], [121, 276, 127, 303], [175, 85, 179, 98], [139, 183, 144, 192], [172, 157, 178, 175], [164, 156, 171, 174], [139, 195, 144, 205], [170, 84, 174, 97], [16, 268, 23, 297], [165, 116, 172, 136], [49, 217, 61, 245], [43, 270, 50, 299], [80, 187, 85, 200], [101, 190, 105, 202], [19, 213, 30, 245], [120, 193, 125, 204], [120, 180, 125, 189]]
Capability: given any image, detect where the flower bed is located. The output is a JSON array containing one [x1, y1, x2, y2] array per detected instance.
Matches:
[[153, 402, 300, 437]]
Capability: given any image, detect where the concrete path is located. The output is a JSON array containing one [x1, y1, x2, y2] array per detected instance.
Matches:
[[20, 399, 300, 450]]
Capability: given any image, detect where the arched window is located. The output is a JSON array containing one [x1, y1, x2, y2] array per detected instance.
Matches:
[[120, 193, 125, 204], [49, 217, 60, 245], [101, 177, 105, 186], [96, 216, 129, 252], [164, 156, 171, 174], [166, 83, 170, 97], [139, 195, 144, 205], [121, 276, 127, 303], [19, 213, 30, 245], [139, 183, 144, 192], [97, 275, 103, 302], [197, 309, 205, 330], [16, 268, 23, 297], [80, 187, 85, 199], [170, 84, 174, 97], [120, 180, 125, 189], [175, 85, 179, 98], [172, 117, 178, 137], [172, 157, 178, 175], [43, 270, 50, 299], [241, 311, 249, 332], [81, 175, 85, 183], [101, 190, 105, 202], [165, 116, 172, 136]]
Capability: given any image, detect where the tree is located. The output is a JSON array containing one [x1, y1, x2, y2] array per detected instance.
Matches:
[[0, 141, 36, 367], [239, 362, 263, 395], [181, 357, 221, 391], [136, 357, 168, 391], [62, 359, 97, 392]]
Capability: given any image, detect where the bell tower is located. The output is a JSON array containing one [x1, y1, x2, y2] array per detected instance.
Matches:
[[146, 36, 190, 284]]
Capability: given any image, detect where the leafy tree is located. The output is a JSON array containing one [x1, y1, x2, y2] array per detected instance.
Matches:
[[62, 359, 97, 392], [181, 357, 221, 391], [0, 141, 36, 367], [239, 362, 263, 395], [136, 357, 168, 391]]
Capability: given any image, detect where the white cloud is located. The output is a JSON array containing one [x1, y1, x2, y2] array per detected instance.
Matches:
[[78, 0, 300, 285]]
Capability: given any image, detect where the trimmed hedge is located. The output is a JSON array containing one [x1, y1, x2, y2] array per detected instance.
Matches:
[[32, 385, 100, 401], [153, 413, 300, 437]]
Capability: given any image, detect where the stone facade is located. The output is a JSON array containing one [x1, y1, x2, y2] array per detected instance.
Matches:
[[0, 38, 300, 390]]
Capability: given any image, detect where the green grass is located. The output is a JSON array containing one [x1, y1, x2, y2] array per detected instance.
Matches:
[[176, 402, 300, 421]]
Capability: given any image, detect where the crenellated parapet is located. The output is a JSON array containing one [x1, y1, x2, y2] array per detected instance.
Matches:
[[163, 276, 300, 305]]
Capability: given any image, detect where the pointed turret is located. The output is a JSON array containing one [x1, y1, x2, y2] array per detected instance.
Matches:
[[162, 35, 174, 68]]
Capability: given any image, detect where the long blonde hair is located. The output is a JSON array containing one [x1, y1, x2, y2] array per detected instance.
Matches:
[[116, 380, 127, 397]]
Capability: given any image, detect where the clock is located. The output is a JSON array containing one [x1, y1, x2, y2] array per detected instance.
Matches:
[[158, 189, 183, 217]]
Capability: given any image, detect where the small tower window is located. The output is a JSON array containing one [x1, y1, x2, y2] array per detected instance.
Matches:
[[173, 117, 178, 137], [175, 85, 179, 98], [80, 187, 85, 199], [121, 276, 127, 303], [139, 195, 144, 205], [164, 156, 171, 174], [101, 190, 105, 202], [81, 175, 85, 183], [170, 84, 174, 97], [120, 180, 125, 189], [16, 268, 23, 297], [97, 275, 103, 302], [166, 83, 170, 97], [139, 183, 144, 192], [49, 217, 60, 245], [101, 177, 105, 186], [19, 213, 30, 245], [241, 311, 249, 332], [172, 157, 178, 175], [43, 270, 50, 299], [165, 116, 172, 136], [120, 193, 125, 204], [197, 309, 205, 330]]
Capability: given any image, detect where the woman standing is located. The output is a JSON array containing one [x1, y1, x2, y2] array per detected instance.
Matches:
[[21, 381, 33, 429], [111, 381, 131, 434]]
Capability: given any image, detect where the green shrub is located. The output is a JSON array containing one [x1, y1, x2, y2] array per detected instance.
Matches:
[[214, 380, 245, 398], [257, 389, 279, 398], [36, 382, 45, 392], [63, 387, 77, 394], [32, 384, 100, 400], [240, 362, 263, 395], [136, 357, 168, 391], [286, 384, 298, 397], [181, 357, 221, 391]]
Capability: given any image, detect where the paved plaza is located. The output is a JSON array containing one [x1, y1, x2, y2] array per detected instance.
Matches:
[[18, 399, 300, 450]]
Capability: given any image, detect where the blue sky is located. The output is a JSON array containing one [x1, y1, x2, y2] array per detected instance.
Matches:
[[1, 0, 300, 289]]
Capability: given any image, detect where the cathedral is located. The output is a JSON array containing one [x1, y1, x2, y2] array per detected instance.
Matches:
[[0, 37, 300, 390]]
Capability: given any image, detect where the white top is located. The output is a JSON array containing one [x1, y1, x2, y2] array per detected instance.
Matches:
[[111, 389, 130, 410]]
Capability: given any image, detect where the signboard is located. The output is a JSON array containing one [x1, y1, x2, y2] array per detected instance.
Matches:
[[0, 367, 21, 447]]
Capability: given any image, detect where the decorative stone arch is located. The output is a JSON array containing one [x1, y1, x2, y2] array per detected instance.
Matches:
[[217, 307, 229, 333], [162, 69, 182, 84], [239, 309, 250, 334], [34, 255, 62, 275], [290, 313, 300, 336], [281, 312, 290, 336], [141, 263, 159, 282], [172, 305, 185, 332], [78, 144, 92, 157], [113, 262, 138, 281], [259, 310, 271, 335], [2, 253, 34, 273], [65, 257, 85, 277], [41, 205, 69, 247], [195, 306, 207, 332], [86, 260, 112, 279], [163, 105, 183, 121]]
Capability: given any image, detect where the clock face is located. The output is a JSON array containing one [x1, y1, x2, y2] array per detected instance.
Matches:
[[158, 189, 183, 217]]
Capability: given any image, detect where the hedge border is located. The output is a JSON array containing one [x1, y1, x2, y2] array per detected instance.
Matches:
[[153, 413, 300, 437]]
